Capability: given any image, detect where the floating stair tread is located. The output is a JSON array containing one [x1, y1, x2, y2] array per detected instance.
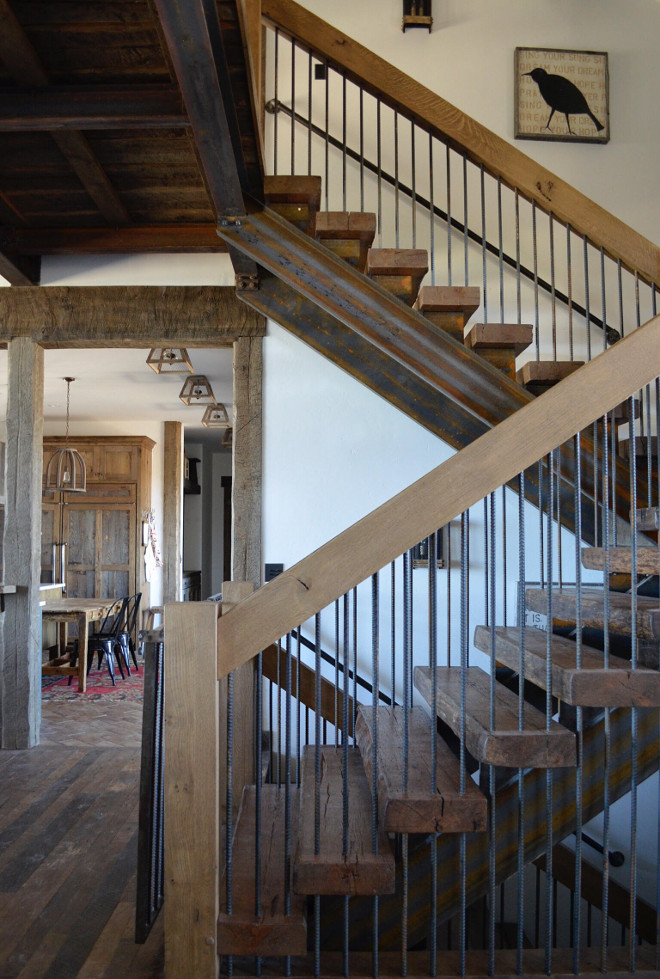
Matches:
[[354, 705, 487, 833], [295, 745, 395, 896], [618, 435, 658, 459], [582, 546, 660, 575], [414, 285, 480, 318], [636, 507, 660, 531], [217, 785, 306, 956], [525, 586, 660, 641], [465, 323, 534, 355], [517, 360, 584, 386], [315, 211, 376, 271], [367, 248, 428, 276], [414, 665, 576, 768], [474, 625, 660, 708], [264, 175, 322, 234]]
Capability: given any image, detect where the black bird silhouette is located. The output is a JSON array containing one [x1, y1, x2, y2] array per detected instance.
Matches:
[[524, 67, 604, 135]]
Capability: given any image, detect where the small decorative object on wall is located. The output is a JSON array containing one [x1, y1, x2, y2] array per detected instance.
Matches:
[[515, 47, 609, 144], [412, 527, 446, 569], [402, 0, 432, 33]]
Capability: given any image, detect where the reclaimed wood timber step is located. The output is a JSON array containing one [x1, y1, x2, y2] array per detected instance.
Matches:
[[295, 746, 395, 896], [315, 211, 376, 272], [516, 359, 584, 396], [618, 434, 658, 459], [354, 705, 487, 833], [414, 284, 480, 341], [414, 665, 576, 768], [582, 546, 660, 575], [474, 624, 660, 708], [525, 585, 660, 641], [464, 323, 534, 380], [636, 506, 660, 532], [263, 174, 322, 235], [217, 785, 307, 956], [366, 247, 428, 305]]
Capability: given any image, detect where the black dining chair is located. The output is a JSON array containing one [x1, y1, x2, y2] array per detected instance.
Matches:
[[87, 598, 130, 685], [118, 592, 142, 672]]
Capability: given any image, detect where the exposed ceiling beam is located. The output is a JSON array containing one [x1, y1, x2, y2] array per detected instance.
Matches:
[[0, 0, 131, 226], [0, 251, 40, 285], [0, 224, 226, 254], [0, 85, 189, 131], [0, 286, 265, 345]]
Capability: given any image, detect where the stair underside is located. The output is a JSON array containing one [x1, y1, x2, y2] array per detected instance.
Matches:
[[525, 586, 660, 641], [474, 624, 660, 707], [582, 545, 660, 575], [295, 746, 395, 896], [217, 785, 306, 956], [414, 665, 576, 768], [354, 705, 487, 833]]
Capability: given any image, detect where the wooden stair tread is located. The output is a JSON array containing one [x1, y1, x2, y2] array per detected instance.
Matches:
[[414, 285, 480, 318], [636, 506, 660, 531], [367, 248, 428, 305], [582, 546, 660, 575], [618, 435, 658, 458], [217, 785, 307, 956], [264, 174, 322, 235], [354, 705, 487, 834], [474, 624, 660, 707], [315, 211, 376, 271], [525, 586, 660, 641], [517, 359, 584, 386], [414, 665, 576, 768], [464, 322, 534, 355], [294, 746, 395, 896]]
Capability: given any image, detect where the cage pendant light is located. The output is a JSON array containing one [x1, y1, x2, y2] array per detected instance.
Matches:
[[179, 374, 216, 405], [44, 378, 87, 494], [201, 403, 230, 428], [146, 348, 193, 374]]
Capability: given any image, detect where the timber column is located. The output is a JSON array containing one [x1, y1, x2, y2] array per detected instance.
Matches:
[[1, 338, 44, 749]]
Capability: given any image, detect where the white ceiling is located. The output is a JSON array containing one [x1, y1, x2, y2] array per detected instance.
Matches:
[[0, 345, 235, 444]]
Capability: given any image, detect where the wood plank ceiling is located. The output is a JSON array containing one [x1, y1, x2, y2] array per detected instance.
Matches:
[[0, 0, 263, 285]]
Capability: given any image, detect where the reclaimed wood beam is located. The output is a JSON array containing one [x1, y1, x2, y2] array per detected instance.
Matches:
[[0, 251, 39, 285], [1, 225, 226, 255], [0, 85, 189, 131], [0, 286, 264, 345], [0, 0, 130, 225]]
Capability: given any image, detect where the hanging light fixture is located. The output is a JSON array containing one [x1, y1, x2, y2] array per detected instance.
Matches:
[[44, 377, 87, 494], [179, 374, 216, 405], [222, 427, 233, 449], [146, 348, 193, 374], [201, 403, 230, 428]]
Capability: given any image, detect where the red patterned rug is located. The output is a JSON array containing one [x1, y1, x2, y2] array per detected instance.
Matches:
[[42, 661, 144, 701]]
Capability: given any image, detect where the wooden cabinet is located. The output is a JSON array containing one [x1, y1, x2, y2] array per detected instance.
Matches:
[[42, 436, 154, 604]]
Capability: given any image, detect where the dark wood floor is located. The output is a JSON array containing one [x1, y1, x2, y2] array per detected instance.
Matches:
[[0, 698, 164, 978]]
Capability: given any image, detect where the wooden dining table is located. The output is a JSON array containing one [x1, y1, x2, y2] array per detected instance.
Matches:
[[41, 597, 111, 693]]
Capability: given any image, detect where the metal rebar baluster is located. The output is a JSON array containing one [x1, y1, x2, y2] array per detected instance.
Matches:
[[459, 511, 469, 977], [296, 628, 302, 785], [567, 224, 574, 359], [290, 39, 295, 174], [463, 154, 469, 286], [324, 65, 329, 211], [428, 133, 435, 285], [544, 454, 554, 975], [394, 110, 400, 248], [276, 637, 281, 788], [428, 530, 438, 977], [600, 247, 607, 352], [532, 201, 540, 360], [572, 433, 584, 974], [353, 587, 358, 736], [445, 142, 450, 287], [359, 85, 365, 212], [376, 101, 383, 247], [601, 416, 612, 973], [342, 73, 347, 211], [583, 237, 592, 361], [483, 497, 489, 628], [307, 50, 312, 175], [273, 29, 279, 174], [284, 633, 293, 978], [446, 522, 452, 667], [335, 601, 340, 745], [391, 560, 397, 707], [314, 613, 322, 979], [501, 485, 508, 625], [255, 649, 263, 976], [226, 669, 234, 977], [488, 492, 497, 974], [556, 449, 563, 589], [515, 191, 522, 324], [411, 120, 417, 248], [371, 572, 381, 978], [480, 165, 488, 323], [516, 471, 526, 974], [342, 592, 350, 979], [549, 212, 557, 359], [629, 399, 639, 970], [497, 177, 504, 323]]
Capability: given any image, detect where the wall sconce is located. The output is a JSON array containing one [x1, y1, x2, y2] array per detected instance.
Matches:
[[179, 375, 216, 405], [43, 377, 87, 494], [402, 0, 432, 32], [146, 348, 193, 374], [201, 403, 230, 428]]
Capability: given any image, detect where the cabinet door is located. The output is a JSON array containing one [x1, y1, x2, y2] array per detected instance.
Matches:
[[65, 503, 135, 599], [41, 503, 60, 581], [100, 444, 138, 481]]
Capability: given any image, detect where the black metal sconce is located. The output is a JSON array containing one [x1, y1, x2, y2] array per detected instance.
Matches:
[[402, 0, 432, 32]]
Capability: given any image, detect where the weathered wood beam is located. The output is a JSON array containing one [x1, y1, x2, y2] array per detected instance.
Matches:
[[0, 251, 39, 286], [0, 85, 189, 131], [0, 286, 264, 345], [0, 0, 130, 226], [162, 422, 183, 606], [1, 338, 43, 749], [231, 335, 263, 586], [1, 225, 226, 255]]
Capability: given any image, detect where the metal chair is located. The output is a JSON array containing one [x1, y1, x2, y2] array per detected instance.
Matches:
[[87, 598, 130, 685], [118, 592, 142, 672]]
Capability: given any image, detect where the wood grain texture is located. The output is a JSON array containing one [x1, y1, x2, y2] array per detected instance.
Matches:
[[162, 422, 183, 604], [582, 545, 660, 575], [474, 624, 660, 708], [217, 785, 307, 955], [295, 746, 395, 896], [354, 706, 487, 834], [465, 322, 534, 355], [262, 0, 660, 285], [231, 335, 264, 587], [0, 287, 263, 347], [315, 211, 376, 272], [4, 224, 225, 254], [1, 338, 43, 749], [164, 601, 221, 978], [525, 586, 660, 641], [221, 582, 255, 815], [414, 666, 576, 768], [216, 313, 660, 673]]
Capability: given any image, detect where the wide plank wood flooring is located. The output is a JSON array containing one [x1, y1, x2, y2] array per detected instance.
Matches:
[[0, 698, 164, 978]]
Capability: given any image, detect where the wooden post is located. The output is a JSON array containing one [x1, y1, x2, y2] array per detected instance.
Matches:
[[162, 421, 183, 604], [232, 335, 263, 587], [1, 338, 44, 749], [164, 600, 221, 978]]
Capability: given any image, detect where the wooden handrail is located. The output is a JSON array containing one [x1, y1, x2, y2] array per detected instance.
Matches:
[[216, 313, 660, 677], [261, 0, 660, 286]]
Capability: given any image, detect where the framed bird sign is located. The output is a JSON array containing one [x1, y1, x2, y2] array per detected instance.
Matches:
[[515, 47, 609, 144]]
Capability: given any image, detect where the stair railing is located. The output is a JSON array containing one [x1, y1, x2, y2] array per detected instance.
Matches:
[[165, 315, 660, 977]]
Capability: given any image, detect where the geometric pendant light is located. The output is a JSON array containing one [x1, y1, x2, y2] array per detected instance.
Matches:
[[201, 403, 230, 428], [179, 374, 216, 405], [43, 377, 87, 494], [146, 347, 193, 374]]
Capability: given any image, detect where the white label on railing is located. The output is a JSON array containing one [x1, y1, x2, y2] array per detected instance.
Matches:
[[526, 610, 547, 631]]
